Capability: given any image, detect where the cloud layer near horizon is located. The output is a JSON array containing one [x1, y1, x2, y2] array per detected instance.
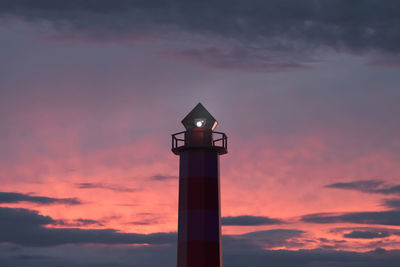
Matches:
[[0, 206, 298, 248], [2, 206, 400, 267]]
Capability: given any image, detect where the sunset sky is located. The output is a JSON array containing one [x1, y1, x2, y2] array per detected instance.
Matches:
[[1, 1, 400, 266]]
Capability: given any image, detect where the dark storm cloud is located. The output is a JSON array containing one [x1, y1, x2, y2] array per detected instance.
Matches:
[[1, 0, 400, 71], [0, 207, 174, 246], [302, 210, 400, 226], [0, 192, 80, 205], [222, 215, 283, 226], [344, 230, 390, 239], [326, 180, 400, 195], [75, 182, 136, 192]]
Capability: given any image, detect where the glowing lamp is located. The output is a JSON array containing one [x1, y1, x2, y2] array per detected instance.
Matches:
[[195, 119, 205, 127]]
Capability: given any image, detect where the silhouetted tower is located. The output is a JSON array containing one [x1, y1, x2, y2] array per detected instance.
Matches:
[[172, 103, 227, 267]]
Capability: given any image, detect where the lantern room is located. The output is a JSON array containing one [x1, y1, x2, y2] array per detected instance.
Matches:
[[172, 103, 227, 155]]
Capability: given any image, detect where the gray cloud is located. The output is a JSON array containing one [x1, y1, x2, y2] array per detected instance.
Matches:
[[75, 183, 136, 192], [0, 243, 177, 267], [55, 218, 104, 227], [223, 247, 400, 267], [0, 0, 398, 51], [0, 207, 299, 249], [160, 46, 313, 73], [330, 227, 400, 241], [302, 210, 400, 226], [4, 243, 400, 267], [0, 207, 54, 226], [151, 175, 177, 181], [1, 0, 400, 71], [377, 186, 400, 195], [326, 180, 400, 195], [228, 229, 305, 249], [0, 192, 80, 205], [222, 215, 283, 226], [2, 208, 400, 266], [325, 180, 384, 193], [0, 207, 174, 246], [344, 230, 390, 239], [383, 199, 400, 210]]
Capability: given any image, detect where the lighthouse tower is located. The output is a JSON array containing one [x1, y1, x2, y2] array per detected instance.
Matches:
[[172, 103, 227, 267]]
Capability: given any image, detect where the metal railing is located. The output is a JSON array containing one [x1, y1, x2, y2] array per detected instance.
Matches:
[[171, 131, 228, 151], [212, 131, 228, 150], [171, 131, 186, 149]]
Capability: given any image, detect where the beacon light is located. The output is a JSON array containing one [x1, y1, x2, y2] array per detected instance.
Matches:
[[195, 119, 205, 127]]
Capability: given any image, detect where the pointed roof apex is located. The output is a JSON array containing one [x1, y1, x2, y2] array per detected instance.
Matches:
[[181, 103, 218, 130]]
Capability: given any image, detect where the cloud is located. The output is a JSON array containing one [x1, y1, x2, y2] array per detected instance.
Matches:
[[2, 243, 400, 267], [160, 46, 313, 73], [0, 206, 299, 249], [326, 180, 400, 195], [2, 208, 400, 266], [0, 192, 80, 205], [383, 199, 400, 210], [222, 215, 283, 226], [150, 175, 177, 181], [55, 219, 104, 227], [325, 180, 384, 192], [224, 247, 400, 267], [0, 207, 54, 226], [344, 230, 390, 239], [0, 207, 175, 246], [129, 220, 155, 226], [0, 207, 293, 248], [227, 229, 305, 249], [302, 210, 400, 226], [330, 227, 400, 241], [0, 0, 398, 51], [75, 183, 136, 193], [1, 0, 400, 71], [378, 186, 400, 195]]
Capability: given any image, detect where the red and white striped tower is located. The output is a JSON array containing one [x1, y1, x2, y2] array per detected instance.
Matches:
[[172, 103, 227, 267]]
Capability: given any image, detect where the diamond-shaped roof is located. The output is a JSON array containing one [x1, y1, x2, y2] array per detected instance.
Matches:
[[181, 103, 218, 130]]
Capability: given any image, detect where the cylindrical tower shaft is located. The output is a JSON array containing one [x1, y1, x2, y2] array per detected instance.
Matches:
[[177, 148, 221, 267]]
